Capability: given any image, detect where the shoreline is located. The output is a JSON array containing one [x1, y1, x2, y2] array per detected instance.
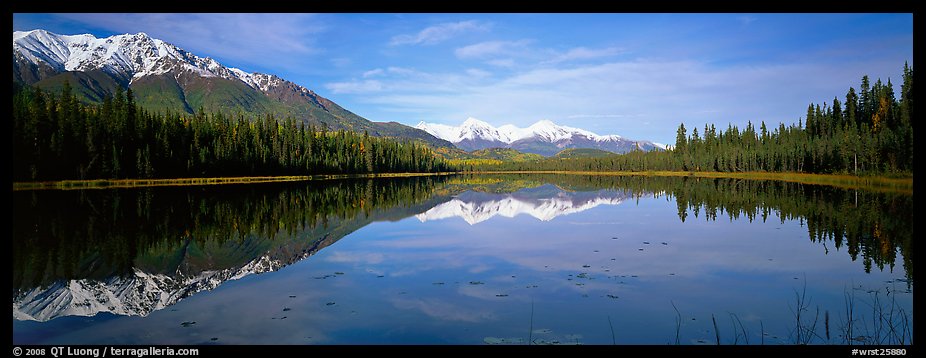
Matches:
[[13, 171, 912, 194], [12, 172, 458, 191]]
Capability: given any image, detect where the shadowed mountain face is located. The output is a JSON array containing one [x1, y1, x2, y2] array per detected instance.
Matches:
[[12, 174, 911, 323], [12, 30, 452, 147]]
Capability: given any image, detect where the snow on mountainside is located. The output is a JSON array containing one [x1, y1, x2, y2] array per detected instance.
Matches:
[[415, 118, 660, 155], [416, 185, 631, 225], [13, 29, 289, 93]]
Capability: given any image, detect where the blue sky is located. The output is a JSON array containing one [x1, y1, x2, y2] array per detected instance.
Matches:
[[13, 13, 912, 145]]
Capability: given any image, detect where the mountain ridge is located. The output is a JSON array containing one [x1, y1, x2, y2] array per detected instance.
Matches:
[[416, 117, 663, 156], [12, 29, 453, 148]]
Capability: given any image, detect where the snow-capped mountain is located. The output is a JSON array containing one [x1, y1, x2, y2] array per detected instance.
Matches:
[[416, 185, 632, 225], [416, 118, 662, 155], [12, 29, 452, 147], [13, 29, 284, 90]]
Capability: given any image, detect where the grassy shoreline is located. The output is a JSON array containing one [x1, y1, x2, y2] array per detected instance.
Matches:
[[12, 172, 457, 191], [467, 170, 914, 194], [13, 170, 912, 194]]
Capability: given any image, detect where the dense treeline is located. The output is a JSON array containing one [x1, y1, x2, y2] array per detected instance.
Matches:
[[470, 64, 914, 175], [13, 82, 452, 181], [13, 176, 449, 290]]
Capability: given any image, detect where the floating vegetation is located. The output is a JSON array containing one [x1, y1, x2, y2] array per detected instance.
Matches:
[[210, 337, 218, 341], [606, 294, 619, 299], [334, 272, 345, 275], [326, 302, 336, 306], [283, 308, 291, 312], [180, 321, 196, 327], [469, 281, 485, 285], [495, 294, 508, 297], [432, 282, 445, 285], [289, 295, 296, 298], [582, 265, 591, 268], [661, 242, 668, 245], [643, 242, 650, 245]]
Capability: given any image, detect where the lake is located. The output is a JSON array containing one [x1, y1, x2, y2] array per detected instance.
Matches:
[[12, 174, 913, 345]]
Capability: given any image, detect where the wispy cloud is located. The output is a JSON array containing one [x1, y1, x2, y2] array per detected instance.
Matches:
[[545, 46, 624, 64], [326, 79, 385, 94], [390, 20, 490, 46], [737, 15, 758, 26], [362, 68, 385, 78], [455, 40, 532, 59]]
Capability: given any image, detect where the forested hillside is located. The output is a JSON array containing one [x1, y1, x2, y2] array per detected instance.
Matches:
[[13, 82, 453, 181]]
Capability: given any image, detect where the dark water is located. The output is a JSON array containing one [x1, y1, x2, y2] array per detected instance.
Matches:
[[12, 174, 913, 345]]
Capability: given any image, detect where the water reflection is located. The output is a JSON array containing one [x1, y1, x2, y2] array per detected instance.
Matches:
[[13, 177, 450, 321], [12, 174, 912, 344]]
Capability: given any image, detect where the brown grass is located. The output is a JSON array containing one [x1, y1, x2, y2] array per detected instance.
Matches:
[[12, 172, 457, 191], [467, 170, 913, 194]]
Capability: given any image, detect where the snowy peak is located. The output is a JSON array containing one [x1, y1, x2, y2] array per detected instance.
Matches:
[[417, 118, 623, 144], [415, 118, 659, 155], [12, 29, 294, 93]]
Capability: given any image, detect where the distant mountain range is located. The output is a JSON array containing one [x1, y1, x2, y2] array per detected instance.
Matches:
[[12, 29, 452, 147], [416, 118, 664, 156]]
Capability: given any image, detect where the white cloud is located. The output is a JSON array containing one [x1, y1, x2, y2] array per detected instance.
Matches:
[[455, 40, 532, 59], [486, 58, 516, 68], [545, 46, 624, 64], [737, 15, 758, 25], [326, 79, 384, 94], [362, 68, 385, 78], [389, 20, 490, 46], [465, 68, 492, 78], [386, 66, 417, 76]]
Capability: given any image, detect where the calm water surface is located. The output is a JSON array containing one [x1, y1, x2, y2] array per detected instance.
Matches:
[[12, 174, 913, 345]]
